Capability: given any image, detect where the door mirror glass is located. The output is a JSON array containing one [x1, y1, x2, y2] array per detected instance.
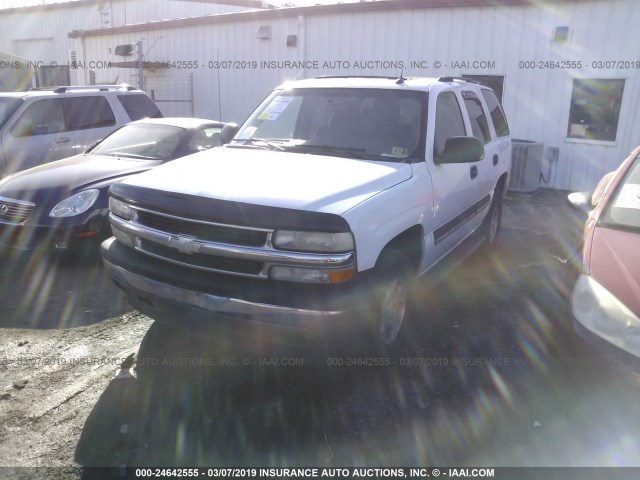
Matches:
[[438, 136, 484, 163]]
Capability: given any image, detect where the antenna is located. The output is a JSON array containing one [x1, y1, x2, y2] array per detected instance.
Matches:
[[395, 69, 406, 84]]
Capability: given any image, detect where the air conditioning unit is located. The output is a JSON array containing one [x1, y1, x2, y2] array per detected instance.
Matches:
[[508, 139, 543, 195]]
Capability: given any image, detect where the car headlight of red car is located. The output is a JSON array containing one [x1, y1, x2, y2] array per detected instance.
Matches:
[[571, 273, 640, 356]]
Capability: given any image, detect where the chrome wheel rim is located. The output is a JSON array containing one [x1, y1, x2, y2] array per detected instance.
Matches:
[[379, 278, 407, 344]]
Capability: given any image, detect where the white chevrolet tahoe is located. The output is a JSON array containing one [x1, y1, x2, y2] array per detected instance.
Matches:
[[101, 76, 511, 349]]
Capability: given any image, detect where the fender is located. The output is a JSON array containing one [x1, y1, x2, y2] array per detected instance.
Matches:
[[343, 162, 434, 272]]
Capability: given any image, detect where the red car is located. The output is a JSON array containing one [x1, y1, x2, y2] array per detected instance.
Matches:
[[570, 146, 640, 360]]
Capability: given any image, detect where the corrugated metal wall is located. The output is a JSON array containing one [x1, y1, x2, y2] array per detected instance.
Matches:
[[0, 0, 252, 64], [8, 0, 640, 191]]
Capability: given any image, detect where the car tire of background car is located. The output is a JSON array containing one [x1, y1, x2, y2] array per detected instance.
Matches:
[[483, 190, 503, 247], [370, 248, 414, 353]]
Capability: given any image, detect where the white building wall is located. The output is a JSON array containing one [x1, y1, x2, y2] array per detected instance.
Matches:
[[0, 0, 256, 64], [108, 0, 249, 27], [70, 0, 640, 191]]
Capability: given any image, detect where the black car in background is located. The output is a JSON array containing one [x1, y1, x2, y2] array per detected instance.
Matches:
[[0, 117, 226, 254]]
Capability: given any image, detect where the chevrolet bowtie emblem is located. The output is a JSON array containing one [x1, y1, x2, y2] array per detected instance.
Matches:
[[169, 235, 203, 255], [0, 204, 8, 214]]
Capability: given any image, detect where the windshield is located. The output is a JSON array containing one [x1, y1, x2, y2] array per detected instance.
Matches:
[[91, 123, 186, 160], [234, 87, 427, 161], [0, 98, 23, 131], [601, 154, 640, 231]]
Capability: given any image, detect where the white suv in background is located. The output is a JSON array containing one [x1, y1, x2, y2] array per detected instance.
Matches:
[[0, 84, 162, 177]]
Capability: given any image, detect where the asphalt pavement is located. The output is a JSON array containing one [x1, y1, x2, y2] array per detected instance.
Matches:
[[2, 189, 640, 479]]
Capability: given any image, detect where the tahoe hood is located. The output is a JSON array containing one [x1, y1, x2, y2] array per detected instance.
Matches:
[[121, 147, 413, 215]]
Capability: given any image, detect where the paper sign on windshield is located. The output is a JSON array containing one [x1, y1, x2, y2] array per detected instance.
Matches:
[[258, 96, 294, 121]]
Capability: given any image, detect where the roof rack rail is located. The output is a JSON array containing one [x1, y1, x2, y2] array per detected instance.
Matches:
[[314, 75, 400, 80], [47, 84, 137, 93], [438, 76, 480, 84]]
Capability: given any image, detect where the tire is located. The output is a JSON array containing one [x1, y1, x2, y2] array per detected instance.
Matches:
[[483, 190, 503, 247], [372, 249, 413, 348]]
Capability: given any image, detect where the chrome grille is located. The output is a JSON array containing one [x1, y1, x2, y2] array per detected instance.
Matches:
[[0, 197, 35, 224], [135, 209, 268, 246], [139, 239, 264, 275]]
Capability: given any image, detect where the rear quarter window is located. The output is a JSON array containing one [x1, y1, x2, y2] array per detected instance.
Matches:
[[118, 94, 162, 121], [462, 91, 490, 144], [481, 89, 510, 137]]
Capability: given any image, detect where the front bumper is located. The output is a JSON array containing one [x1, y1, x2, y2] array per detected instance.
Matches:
[[0, 210, 108, 252], [101, 237, 373, 345]]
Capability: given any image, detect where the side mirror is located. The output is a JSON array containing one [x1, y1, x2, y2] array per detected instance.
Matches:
[[220, 123, 239, 145], [567, 191, 593, 214], [437, 136, 484, 164]]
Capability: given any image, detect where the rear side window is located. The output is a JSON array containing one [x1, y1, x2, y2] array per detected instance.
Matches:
[[434, 92, 466, 158], [462, 91, 490, 144], [118, 94, 162, 120], [10, 98, 65, 137], [64, 96, 116, 130], [481, 89, 510, 137]]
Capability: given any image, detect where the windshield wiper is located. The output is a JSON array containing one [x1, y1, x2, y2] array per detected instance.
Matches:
[[234, 138, 287, 151], [288, 144, 369, 159], [103, 152, 158, 160]]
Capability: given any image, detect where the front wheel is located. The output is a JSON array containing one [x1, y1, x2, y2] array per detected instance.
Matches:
[[483, 191, 503, 247], [372, 249, 413, 347]]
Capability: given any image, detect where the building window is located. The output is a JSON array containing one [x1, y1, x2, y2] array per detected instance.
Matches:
[[567, 79, 625, 142]]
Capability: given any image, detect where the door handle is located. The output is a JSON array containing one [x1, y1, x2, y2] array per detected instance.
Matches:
[[55, 137, 71, 144], [470, 165, 478, 179], [493, 154, 499, 166]]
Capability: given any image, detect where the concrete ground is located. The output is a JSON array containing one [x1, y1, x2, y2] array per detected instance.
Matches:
[[1, 189, 639, 479]]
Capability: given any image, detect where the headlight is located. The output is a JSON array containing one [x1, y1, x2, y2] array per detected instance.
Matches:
[[272, 230, 354, 253], [49, 189, 100, 218], [571, 273, 640, 356], [109, 197, 132, 220]]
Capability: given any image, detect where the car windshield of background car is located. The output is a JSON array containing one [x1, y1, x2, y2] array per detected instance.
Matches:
[[91, 124, 185, 161], [601, 155, 640, 231]]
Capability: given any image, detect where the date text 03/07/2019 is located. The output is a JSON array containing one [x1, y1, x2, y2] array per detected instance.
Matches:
[[133, 467, 497, 478], [518, 59, 640, 69]]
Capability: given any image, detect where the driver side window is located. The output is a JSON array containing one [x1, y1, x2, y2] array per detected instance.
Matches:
[[434, 92, 466, 159]]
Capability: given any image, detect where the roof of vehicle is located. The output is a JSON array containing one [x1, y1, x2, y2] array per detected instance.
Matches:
[[276, 76, 489, 93], [129, 117, 225, 129]]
